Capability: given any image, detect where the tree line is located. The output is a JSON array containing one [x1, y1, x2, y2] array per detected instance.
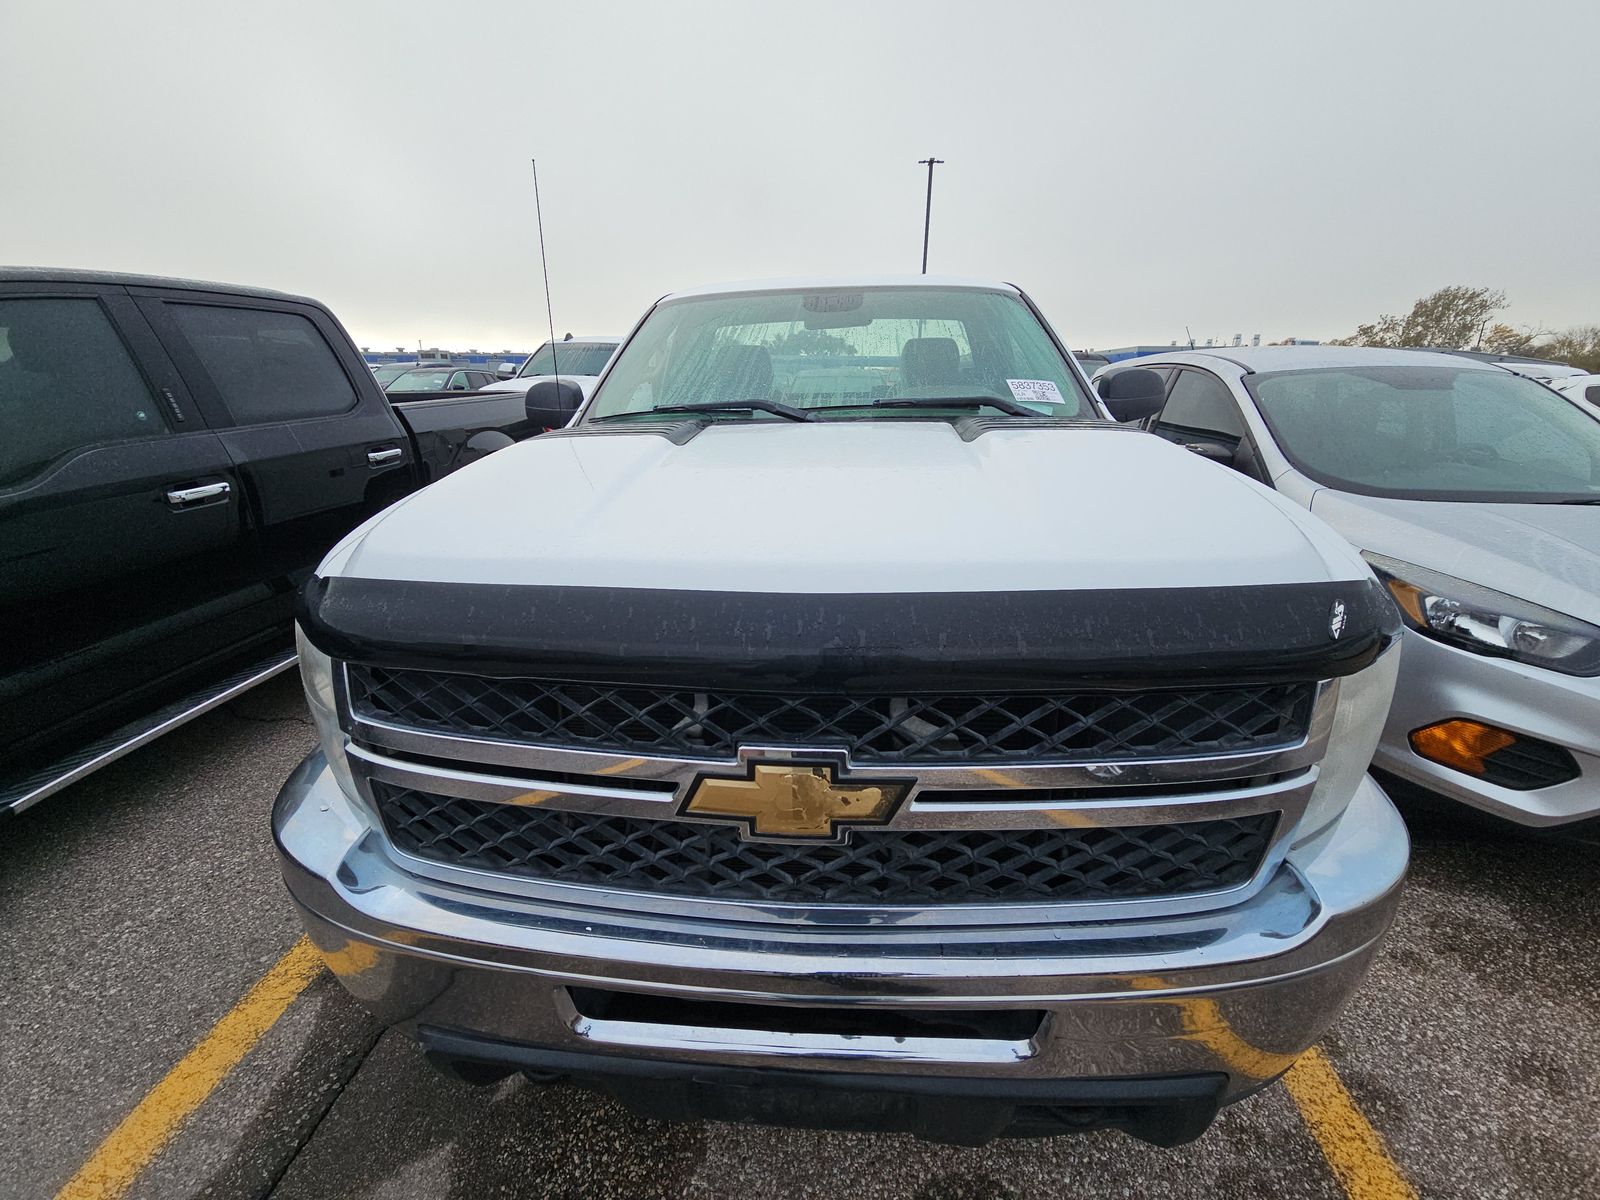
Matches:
[[1331, 285, 1600, 372]]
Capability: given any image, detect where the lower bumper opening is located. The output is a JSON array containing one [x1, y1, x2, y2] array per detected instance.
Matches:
[[417, 1025, 1229, 1148], [567, 987, 1046, 1043]]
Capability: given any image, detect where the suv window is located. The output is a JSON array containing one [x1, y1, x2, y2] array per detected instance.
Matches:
[[170, 304, 357, 424], [517, 343, 618, 378], [0, 297, 166, 486], [1159, 370, 1247, 438]]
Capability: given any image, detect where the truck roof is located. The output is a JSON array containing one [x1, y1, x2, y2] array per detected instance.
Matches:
[[662, 275, 1022, 302], [0, 265, 315, 305]]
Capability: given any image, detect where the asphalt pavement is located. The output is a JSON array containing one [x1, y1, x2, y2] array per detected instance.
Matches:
[[4, 674, 1597, 1200]]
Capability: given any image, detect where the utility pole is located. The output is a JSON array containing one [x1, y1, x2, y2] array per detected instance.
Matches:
[[918, 156, 943, 274]]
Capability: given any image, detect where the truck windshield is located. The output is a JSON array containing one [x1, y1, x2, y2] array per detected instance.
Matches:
[[1247, 365, 1600, 502], [517, 343, 618, 378], [583, 287, 1092, 423]]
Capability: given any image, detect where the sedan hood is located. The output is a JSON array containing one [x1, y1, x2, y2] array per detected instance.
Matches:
[[1310, 490, 1600, 623], [329, 421, 1367, 594]]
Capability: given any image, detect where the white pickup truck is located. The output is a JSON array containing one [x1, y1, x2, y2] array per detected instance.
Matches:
[[479, 335, 621, 400], [275, 276, 1406, 1146]]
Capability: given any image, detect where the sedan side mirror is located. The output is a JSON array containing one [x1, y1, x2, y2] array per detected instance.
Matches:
[[1096, 369, 1166, 424], [496, 362, 518, 380], [526, 377, 585, 431]]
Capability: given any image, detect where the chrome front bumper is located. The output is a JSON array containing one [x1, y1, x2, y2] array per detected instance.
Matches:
[[1376, 628, 1600, 826], [275, 751, 1407, 1122]]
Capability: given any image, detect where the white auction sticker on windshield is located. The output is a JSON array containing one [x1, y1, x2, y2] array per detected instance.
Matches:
[[1006, 379, 1065, 411]]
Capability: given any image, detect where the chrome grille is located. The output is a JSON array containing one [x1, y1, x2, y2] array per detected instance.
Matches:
[[347, 667, 1313, 764], [372, 782, 1277, 906]]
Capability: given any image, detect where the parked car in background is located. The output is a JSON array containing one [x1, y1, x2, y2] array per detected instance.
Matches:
[[1073, 350, 1110, 378], [371, 362, 422, 387], [0, 267, 551, 816], [1411, 347, 1581, 381], [384, 365, 499, 393], [1096, 346, 1600, 830], [279, 276, 1405, 1147], [480, 335, 621, 399], [1550, 373, 1600, 415]]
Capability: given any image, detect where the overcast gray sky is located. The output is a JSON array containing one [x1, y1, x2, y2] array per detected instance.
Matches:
[[5, 0, 1596, 351]]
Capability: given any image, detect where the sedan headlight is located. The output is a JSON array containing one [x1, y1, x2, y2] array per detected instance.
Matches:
[[295, 623, 362, 804], [1364, 553, 1600, 677]]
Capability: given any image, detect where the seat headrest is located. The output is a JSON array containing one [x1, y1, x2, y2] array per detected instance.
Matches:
[[901, 337, 961, 387], [706, 343, 773, 402]]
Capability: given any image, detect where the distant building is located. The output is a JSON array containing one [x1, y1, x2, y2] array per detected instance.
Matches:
[[1096, 334, 1288, 362], [359, 346, 532, 369], [1098, 344, 1186, 363]]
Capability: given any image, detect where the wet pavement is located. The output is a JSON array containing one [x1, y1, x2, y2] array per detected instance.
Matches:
[[5, 674, 1597, 1199]]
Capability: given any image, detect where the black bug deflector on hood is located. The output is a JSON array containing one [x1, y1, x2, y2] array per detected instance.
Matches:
[[298, 577, 1398, 690]]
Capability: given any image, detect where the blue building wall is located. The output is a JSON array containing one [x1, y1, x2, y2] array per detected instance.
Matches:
[[361, 348, 532, 368], [1099, 345, 1186, 363]]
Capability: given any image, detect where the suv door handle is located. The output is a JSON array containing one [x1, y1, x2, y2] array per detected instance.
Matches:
[[166, 481, 231, 507], [367, 447, 403, 467]]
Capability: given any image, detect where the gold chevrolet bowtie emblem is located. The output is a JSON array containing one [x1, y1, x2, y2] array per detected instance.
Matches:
[[682, 763, 909, 840]]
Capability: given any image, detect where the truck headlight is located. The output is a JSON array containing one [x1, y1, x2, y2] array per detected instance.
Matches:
[[1364, 553, 1600, 677], [1295, 640, 1400, 843], [295, 624, 361, 805]]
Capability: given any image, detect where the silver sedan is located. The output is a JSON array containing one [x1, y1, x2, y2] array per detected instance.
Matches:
[[1096, 346, 1600, 829]]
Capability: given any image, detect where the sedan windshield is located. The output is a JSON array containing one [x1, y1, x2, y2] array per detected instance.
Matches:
[[1248, 365, 1600, 501], [370, 364, 415, 386], [583, 287, 1091, 423], [387, 369, 454, 392], [517, 342, 618, 378]]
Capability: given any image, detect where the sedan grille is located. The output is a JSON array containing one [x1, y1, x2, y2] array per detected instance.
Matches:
[[347, 667, 1312, 764], [372, 782, 1277, 906]]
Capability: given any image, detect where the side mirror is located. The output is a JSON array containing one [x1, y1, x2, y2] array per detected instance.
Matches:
[[1096, 368, 1166, 424], [526, 377, 585, 431], [496, 362, 518, 380]]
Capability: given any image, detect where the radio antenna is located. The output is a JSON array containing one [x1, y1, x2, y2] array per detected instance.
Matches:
[[530, 158, 558, 379]]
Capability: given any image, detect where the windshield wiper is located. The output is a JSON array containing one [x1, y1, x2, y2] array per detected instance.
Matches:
[[1545, 497, 1600, 505], [841, 395, 1044, 419], [593, 399, 815, 423]]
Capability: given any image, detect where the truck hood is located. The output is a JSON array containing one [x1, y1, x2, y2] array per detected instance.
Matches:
[[478, 373, 601, 398], [1309, 490, 1600, 624], [328, 421, 1368, 594]]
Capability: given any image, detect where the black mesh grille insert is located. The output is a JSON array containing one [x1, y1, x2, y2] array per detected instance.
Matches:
[[348, 667, 1313, 764], [372, 783, 1277, 905]]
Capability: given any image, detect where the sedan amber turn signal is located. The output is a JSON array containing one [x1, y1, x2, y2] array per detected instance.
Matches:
[[1409, 720, 1517, 776]]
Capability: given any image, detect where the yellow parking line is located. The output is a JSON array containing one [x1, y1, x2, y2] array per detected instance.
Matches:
[[54, 933, 1413, 1200], [1284, 1047, 1417, 1200], [1132, 973, 1414, 1199], [55, 937, 323, 1200]]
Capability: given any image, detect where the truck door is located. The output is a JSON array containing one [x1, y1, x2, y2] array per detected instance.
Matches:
[[132, 289, 416, 590], [0, 285, 255, 768]]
